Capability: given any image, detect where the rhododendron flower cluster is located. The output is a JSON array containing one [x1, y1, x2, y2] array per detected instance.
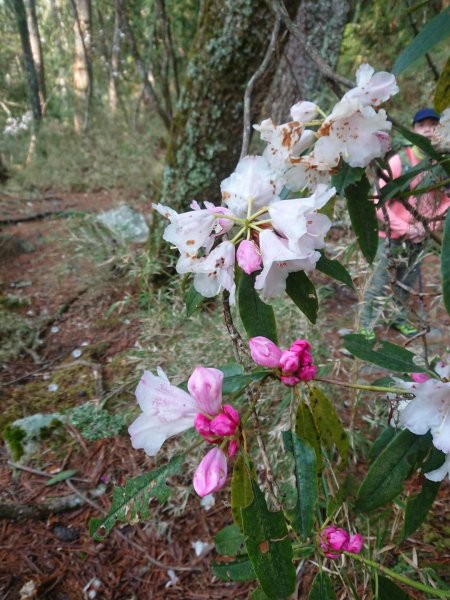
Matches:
[[393, 359, 450, 481], [154, 64, 398, 303], [249, 336, 317, 385], [319, 526, 364, 559], [128, 366, 240, 496]]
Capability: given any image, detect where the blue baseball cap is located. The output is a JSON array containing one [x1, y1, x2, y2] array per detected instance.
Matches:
[[412, 108, 440, 124]]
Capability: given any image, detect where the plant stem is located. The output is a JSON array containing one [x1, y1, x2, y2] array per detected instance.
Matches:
[[315, 377, 409, 395], [345, 552, 450, 598]]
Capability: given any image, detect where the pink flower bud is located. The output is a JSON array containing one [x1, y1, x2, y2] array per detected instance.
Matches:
[[210, 412, 237, 437], [236, 240, 262, 275], [223, 404, 240, 425], [188, 366, 223, 415], [279, 350, 300, 374], [411, 372, 429, 383], [344, 533, 364, 554], [227, 440, 239, 458], [249, 336, 282, 368], [290, 339, 311, 354], [280, 374, 300, 387], [193, 447, 227, 497], [194, 413, 213, 439], [320, 526, 350, 558], [298, 365, 317, 381]]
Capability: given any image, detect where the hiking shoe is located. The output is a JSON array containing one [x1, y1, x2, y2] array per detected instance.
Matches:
[[393, 322, 418, 338], [359, 327, 376, 342]]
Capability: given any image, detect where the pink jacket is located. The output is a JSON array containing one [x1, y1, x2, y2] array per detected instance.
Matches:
[[377, 146, 450, 241]]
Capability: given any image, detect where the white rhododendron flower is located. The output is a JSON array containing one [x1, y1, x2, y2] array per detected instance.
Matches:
[[425, 453, 450, 482], [432, 108, 450, 148], [191, 240, 236, 301], [220, 155, 282, 218], [343, 63, 399, 107], [290, 101, 318, 123], [314, 98, 392, 168], [284, 153, 333, 192], [268, 185, 335, 245], [394, 378, 450, 479], [255, 230, 322, 299]]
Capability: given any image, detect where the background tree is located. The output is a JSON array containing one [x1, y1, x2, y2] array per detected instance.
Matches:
[[69, 0, 93, 132], [23, 0, 46, 110]]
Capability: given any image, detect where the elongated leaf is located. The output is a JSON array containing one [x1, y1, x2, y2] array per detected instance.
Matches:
[[212, 556, 256, 581], [45, 469, 77, 486], [368, 427, 398, 462], [284, 433, 318, 538], [403, 479, 441, 539], [286, 271, 318, 323], [219, 363, 268, 395], [242, 481, 296, 599], [343, 334, 425, 372], [378, 158, 435, 203], [231, 455, 254, 528], [89, 456, 183, 540], [316, 254, 354, 289], [392, 8, 450, 75], [402, 447, 445, 538], [332, 164, 364, 195], [393, 124, 450, 176], [374, 575, 411, 599], [435, 56, 450, 113], [356, 431, 432, 512], [215, 524, 246, 556], [295, 401, 323, 473], [250, 588, 271, 600], [345, 174, 378, 264], [238, 272, 278, 343], [442, 209, 450, 316], [308, 572, 336, 600], [309, 387, 349, 462], [185, 285, 205, 317]]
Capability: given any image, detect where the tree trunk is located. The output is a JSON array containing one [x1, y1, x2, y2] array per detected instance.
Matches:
[[108, 0, 123, 114], [70, 0, 93, 132], [8, 0, 42, 124], [161, 0, 299, 211], [267, 0, 352, 122], [23, 0, 46, 109]]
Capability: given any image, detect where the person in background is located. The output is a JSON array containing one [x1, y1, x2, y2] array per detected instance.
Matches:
[[359, 108, 450, 341]]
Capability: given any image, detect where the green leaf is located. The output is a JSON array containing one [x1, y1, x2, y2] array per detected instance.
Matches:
[[231, 455, 254, 528], [434, 56, 450, 113], [356, 431, 432, 512], [332, 163, 365, 195], [369, 427, 398, 462], [374, 575, 411, 599], [345, 174, 378, 264], [343, 334, 425, 372], [308, 572, 337, 600], [185, 285, 205, 317], [393, 124, 450, 176], [402, 448, 444, 538], [378, 158, 436, 203], [403, 479, 441, 539], [238, 272, 278, 343], [89, 456, 183, 540], [316, 254, 354, 289], [442, 209, 450, 316], [250, 587, 271, 600], [295, 401, 323, 473], [242, 481, 296, 600], [211, 556, 256, 581], [219, 363, 267, 395], [392, 7, 450, 75], [45, 469, 77, 486], [284, 433, 318, 538], [215, 524, 246, 556], [286, 271, 318, 324], [309, 387, 349, 463]]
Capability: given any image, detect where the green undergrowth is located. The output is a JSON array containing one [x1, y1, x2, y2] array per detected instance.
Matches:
[[1, 113, 166, 194]]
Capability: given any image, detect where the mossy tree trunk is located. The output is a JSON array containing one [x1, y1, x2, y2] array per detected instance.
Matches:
[[161, 0, 299, 211], [266, 0, 352, 122]]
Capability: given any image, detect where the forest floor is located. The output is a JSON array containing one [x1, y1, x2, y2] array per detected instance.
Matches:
[[0, 190, 449, 599]]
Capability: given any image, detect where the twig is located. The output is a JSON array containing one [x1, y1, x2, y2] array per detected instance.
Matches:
[[221, 290, 251, 364], [65, 480, 200, 572], [240, 15, 281, 159], [7, 461, 89, 483], [266, 0, 354, 92], [252, 406, 282, 511]]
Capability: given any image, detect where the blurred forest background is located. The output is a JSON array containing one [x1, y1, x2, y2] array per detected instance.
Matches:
[[1, 0, 448, 202]]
